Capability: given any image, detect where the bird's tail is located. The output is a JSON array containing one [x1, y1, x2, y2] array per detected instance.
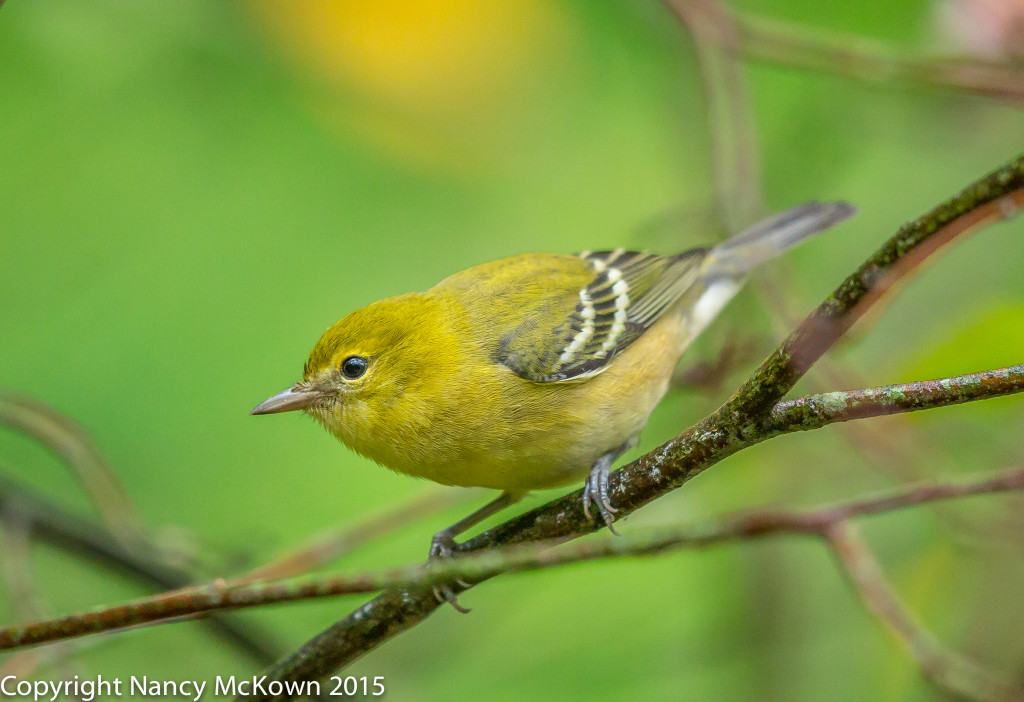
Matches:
[[703, 201, 856, 278]]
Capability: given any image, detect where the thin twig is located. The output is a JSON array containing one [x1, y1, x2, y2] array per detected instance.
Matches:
[[733, 7, 1024, 102], [666, 0, 1005, 554], [766, 363, 1024, 433], [0, 473, 285, 665], [662, 0, 763, 232], [0, 393, 145, 548], [0, 510, 87, 700], [826, 523, 1024, 702], [231, 489, 466, 586], [3, 466, 1024, 651]]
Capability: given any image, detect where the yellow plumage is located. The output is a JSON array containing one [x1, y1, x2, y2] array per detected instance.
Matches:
[[298, 254, 687, 493], [252, 201, 855, 578]]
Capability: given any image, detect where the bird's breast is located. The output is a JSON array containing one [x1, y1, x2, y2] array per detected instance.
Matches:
[[330, 308, 689, 493]]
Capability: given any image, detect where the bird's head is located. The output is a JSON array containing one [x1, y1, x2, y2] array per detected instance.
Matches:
[[251, 292, 456, 445]]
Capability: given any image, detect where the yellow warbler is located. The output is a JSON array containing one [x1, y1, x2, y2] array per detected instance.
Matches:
[[253, 202, 854, 596]]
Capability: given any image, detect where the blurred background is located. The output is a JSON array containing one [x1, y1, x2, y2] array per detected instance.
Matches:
[[1, 0, 1023, 699]]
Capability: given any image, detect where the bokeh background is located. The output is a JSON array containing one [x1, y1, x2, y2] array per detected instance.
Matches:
[[2, 0, 1024, 700]]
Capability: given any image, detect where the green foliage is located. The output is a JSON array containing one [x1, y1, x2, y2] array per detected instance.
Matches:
[[0, 1, 1022, 700]]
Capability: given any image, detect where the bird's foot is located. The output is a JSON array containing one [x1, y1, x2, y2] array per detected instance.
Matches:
[[428, 530, 472, 613], [582, 457, 619, 535]]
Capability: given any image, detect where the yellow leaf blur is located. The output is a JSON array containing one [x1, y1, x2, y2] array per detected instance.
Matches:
[[249, 0, 569, 168]]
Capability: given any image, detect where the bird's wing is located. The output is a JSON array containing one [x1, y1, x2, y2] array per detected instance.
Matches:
[[496, 249, 707, 382]]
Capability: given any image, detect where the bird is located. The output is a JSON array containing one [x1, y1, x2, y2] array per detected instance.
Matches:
[[251, 201, 855, 605]]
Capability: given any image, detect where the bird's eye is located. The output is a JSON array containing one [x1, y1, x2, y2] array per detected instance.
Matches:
[[340, 355, 368, 380]]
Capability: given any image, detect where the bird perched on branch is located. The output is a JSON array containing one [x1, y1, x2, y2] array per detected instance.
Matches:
[[252, 201, 855, 606]]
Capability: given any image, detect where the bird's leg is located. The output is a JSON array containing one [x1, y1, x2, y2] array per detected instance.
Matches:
[[429, 491, 521, 558], [429, 491, 521, 612], [582, 437, 638, 534]]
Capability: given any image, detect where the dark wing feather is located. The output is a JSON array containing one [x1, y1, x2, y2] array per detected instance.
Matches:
[[502, 248, 708, 382]]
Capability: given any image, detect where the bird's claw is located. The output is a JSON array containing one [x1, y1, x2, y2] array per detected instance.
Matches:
[[428, 531, 471, 613], [429, 531, 457, 559], [582, 460, 619, 535]]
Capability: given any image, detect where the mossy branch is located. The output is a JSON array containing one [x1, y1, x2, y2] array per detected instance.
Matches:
[[229, 154, 1023, 699], [766, 363, 1024, 434], [0, 156, 1020, 702], [2, 158, 1021, 698]]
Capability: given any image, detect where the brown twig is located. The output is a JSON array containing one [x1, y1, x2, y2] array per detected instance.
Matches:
[[733, 7, 1024, 102], [0, 473, 285, 665], [661, 0, 1024, 559], [230, 489, 466, 586], [826, 523, 1024, 702], [671, 335, 766, 394], [0, 509, 86, 700], [3, 465, 1024, 652], [0, 394, 145, 549], [662, 0, 763, 232], [766, 363, 1024, 433], [663, 0, 1024, 105]]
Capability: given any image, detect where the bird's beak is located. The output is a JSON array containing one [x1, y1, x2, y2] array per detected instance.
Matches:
[[250, 386, 318, 415]]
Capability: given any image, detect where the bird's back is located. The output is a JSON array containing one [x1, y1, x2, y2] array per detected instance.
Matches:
[[432, 250, 708, 383], [396, 250, 708, 491], [261, 202, 855, 494]]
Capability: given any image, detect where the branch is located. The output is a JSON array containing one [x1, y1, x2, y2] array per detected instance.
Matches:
[[729, 5, 1024, 102], [3, 466, 1024, 652], [230, 489, 466, 586], [766, 363, 1024, 434], [661, 0, 1024, 538], [0, 394, 145, 548], [0, 474, 285, 665], [0, 508, 87, 699], [662, 0, 764, 232], [237, 154, 1024, 696], [663, 0, 993, 543], [826, 524, 1024, 702], [5, 157, 1018, 693]]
